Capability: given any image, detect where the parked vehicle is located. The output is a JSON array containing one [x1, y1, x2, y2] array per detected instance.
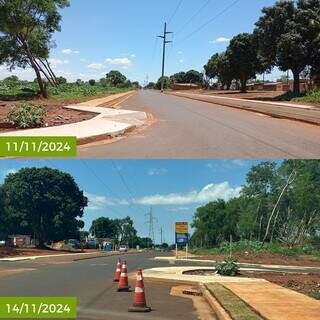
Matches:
[[87, 239, 99, 249], [64, 239, 81, 250], [119, 245, 128, 253]]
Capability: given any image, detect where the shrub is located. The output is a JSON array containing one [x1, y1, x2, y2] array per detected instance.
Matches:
[[8, 103, 46, 128], [89, 79, 96, 86], [215, 258, 239, 276]]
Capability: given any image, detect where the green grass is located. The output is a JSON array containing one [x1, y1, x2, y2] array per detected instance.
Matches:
[[0, 81, 132, 102], [275, 90, 320, 104], [191, 240, 320, 258], [207, 283, 263, 320]]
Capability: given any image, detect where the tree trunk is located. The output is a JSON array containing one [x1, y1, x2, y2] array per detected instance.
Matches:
[[21, 40, 47, 98], [262, 171, 296, 246], [292, 70, 300, 94], [240, 75, 247, 93]]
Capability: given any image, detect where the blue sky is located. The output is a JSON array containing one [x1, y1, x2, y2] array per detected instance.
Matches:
[[0, 0, 286, 83], [0, 160, 273, 244]]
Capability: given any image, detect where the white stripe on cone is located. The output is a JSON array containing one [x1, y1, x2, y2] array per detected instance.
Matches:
[[121, 273, 127, 277], [135, 287, 144, 293]]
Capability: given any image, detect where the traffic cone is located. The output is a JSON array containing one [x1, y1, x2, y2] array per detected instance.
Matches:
[[114, 259, 122, 282], [128, 269, 151, 312], [117, 260, 130, 292]]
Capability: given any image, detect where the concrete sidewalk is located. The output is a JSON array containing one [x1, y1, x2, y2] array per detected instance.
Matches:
[[0, 91, 147, 142], [222, 281, 320, 320], [170, 91, 320, 125]]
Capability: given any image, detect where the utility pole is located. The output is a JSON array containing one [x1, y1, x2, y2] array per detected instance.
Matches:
[[160, 227, 163, 245], [158, 22, 172, 92], [145, 207, 156, 248]]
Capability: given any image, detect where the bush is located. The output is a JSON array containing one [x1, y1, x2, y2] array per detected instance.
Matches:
[[215, 258, 239, 276], [89, 79, 96, 86], [8, 103, 46, 128]]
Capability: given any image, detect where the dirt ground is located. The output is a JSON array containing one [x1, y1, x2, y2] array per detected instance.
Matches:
[[185, 269, 320, 300], [241, 271, 320, 299], [195, 252, 320, 267], [0, 247, 99, 258], [0, 99, 97, 132]]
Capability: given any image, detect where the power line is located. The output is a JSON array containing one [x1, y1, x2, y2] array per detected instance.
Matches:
[[168, 0, 184, 25], [176, 0, 241, 44], [175, 0, 212, 36], [145, 207, 157, 246]]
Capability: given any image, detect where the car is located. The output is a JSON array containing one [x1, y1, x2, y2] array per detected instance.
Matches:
[[119, 245, 128, 253], [64, 239, 81, 250]]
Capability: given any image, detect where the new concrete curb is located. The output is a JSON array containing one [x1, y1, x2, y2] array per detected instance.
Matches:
[[168, 91, 320, 126]]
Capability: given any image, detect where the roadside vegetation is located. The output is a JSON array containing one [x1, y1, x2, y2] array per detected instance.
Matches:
[[190, 160, 320, 264]]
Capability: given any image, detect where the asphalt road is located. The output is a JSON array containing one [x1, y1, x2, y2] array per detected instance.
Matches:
[[78, 90, 320, 159], [0, 252, 198, 320]]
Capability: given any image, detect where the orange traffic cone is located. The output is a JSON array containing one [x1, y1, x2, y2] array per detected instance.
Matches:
[[128, 269, 151, 312], [114, 259, 122, 282], [117, 260, 130, 292]]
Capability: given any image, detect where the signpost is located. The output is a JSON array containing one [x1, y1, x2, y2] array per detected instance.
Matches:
[[175, 222, 189, 259]]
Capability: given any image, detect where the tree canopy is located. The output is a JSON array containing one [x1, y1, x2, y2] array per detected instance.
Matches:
[[106, 70, 127, 87], [191, 160, 320, 248], [0, 0, 70, 97], [0, 167, 87, 247]]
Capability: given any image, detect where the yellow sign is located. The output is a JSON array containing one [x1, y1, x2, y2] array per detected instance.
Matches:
[[175, 222, 188, 234]]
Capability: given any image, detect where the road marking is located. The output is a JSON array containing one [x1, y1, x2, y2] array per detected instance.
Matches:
[[90, 263, 108, 266]]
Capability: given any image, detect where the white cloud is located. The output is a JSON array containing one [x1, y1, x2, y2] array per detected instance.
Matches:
[[2, 168, 17, 176], [168, 207, 190, 212], [178, 51, 183, 55], [210, 37, 230, 44], [87, 63, 104, 70], [130, 54, 136, 58], [62, 49, 80, 54], [148, 168, 168, 176], [134, 182, 242, 206], [49, 58, 69, 67], [179, 59, 184, 63], [85, 192, 128, 210], [105, 57, 132, 67]]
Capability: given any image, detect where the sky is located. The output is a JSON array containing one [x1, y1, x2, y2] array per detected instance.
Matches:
[[0, 159, 275, 244], [0, 0, 287, 84]]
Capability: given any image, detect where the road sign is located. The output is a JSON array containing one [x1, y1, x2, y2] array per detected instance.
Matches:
[[175, 222, 188, 234], [175, 233, 189, 245]]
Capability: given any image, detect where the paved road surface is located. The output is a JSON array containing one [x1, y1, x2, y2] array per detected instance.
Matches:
[[79, 90, 320, 159], [0, 252, 197, 320]]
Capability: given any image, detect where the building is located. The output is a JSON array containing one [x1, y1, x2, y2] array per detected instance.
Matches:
[[7, 235, 31, 247]]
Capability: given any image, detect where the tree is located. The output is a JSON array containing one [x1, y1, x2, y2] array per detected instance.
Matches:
[[0, 0, 70, 97], [113, 216, 137, 245], [106, 70, 127, 87], [1, 167, 87, 248], [0, 187, 6, 240], [90, 217, 118, 239], [183, 70, 203, 84], [156, 76, 170, 90], [145, 82, 156, 89], [99, 78, 108, 87], [170, 72, 186, 84], [204, 52, 235, 90], [254, 1, 311, 93], [227, 33, 263, 92], [88, 79, 96, 86], [56, 76, 67, 85], [296, 0, 320, 87]]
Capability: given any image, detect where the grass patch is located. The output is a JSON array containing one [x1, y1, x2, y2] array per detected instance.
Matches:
[[275, 90, 320, 104], [207, 283, 263, 320], [191, 240, 320, 258]]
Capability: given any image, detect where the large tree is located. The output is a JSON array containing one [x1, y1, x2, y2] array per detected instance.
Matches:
[[1, 167, 87, 248], [106, 70, 127, 87], [0, 0, 70, 97], [254, 0, 312, 93], [90, 217, 118, 239], [227, 33, 263, 92]]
